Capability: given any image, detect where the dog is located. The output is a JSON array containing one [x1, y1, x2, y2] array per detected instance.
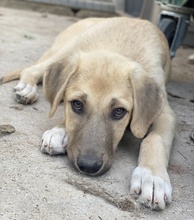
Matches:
[[0, 17, 176, 210]]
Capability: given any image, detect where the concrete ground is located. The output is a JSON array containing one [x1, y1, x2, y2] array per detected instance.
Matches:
[[0, 7, 194, 220]]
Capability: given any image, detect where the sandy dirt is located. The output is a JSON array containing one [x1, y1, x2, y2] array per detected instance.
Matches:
[[0, 7, 194, 220]]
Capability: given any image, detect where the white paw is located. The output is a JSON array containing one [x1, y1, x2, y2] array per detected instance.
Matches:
[[130, 167, 172, 210], [41, 127, 68, 155], [13, 81, 38, 104]]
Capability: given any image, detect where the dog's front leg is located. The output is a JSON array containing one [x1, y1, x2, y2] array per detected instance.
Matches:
[[130, 102, 176, 210], [41, 123, 68, 155]]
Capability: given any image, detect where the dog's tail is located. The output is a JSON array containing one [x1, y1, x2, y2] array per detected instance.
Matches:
[[0, 69, 23, 84]]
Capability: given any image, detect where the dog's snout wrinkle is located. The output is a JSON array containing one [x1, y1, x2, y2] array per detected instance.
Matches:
[[77, 155, 103, 175]]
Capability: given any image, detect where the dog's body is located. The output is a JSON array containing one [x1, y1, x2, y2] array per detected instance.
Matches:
[[1, 17, 176, 210]]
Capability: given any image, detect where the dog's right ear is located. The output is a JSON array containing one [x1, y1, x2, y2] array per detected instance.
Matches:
[[128, 62, 164, 139], [44, 58, 78, 118]]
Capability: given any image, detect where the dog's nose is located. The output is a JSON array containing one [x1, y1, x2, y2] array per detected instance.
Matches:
[[77, 155, 103, 174]]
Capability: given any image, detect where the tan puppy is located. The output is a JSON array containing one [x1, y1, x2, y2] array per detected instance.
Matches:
[[1, 17, 176, 210]]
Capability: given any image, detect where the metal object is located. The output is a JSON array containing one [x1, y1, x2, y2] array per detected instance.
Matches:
[[157, 1, 194, 57], [27, 0, 115, 12], [27, 0, 151, 17]]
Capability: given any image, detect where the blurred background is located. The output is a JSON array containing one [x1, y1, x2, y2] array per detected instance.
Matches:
[[1, 0, 194, 57]]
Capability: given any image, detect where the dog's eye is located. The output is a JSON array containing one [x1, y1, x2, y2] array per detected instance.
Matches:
[[71, 100, 84, 114], [112, 108, 126, 120]]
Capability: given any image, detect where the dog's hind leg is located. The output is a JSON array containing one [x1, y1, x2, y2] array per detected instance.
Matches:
[[0, 69, 24, 84], [0, 47, 53, 104], [0, 67, 40, 104], [12, 59, 51, 104]]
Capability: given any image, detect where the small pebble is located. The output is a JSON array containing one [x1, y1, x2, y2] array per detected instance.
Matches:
[[0, 124, 16, 134]]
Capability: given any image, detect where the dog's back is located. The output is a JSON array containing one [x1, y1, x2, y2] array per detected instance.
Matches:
[[73, 18, 170, 77]]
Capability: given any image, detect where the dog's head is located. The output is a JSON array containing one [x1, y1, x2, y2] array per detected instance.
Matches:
[[44, 51, 164, 175]]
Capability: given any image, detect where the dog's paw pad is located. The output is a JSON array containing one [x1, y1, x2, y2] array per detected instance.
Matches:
[[130, 167, 172, 210], [41, 127, 68, 155], [13, 81, 38, 104]]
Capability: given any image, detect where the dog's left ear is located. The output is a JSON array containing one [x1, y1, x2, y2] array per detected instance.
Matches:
[[43, 56, 78, 118], [129, 62, 164, 138]]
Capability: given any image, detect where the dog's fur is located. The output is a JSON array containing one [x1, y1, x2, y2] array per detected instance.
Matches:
[[1, 17, 176, 210]]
